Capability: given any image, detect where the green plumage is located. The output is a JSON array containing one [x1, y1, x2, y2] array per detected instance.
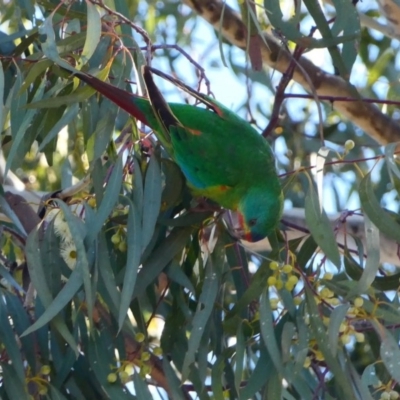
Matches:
[[74, 66, 283, 241]]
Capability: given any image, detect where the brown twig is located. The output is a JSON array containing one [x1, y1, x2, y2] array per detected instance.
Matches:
[[262, 44, 305, 137]]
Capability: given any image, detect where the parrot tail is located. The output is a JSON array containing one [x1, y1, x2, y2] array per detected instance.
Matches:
[[141, 65, 181, 133], [72, 70, 151, 126]]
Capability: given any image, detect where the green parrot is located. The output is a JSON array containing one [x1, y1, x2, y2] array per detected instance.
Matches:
[[73, 66, 283, 242]]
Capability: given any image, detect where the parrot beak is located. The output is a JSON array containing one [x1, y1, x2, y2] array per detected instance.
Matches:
[[237, 212, 265, 242], [243, 230, 254, 242], [243, 227, 265, 242]]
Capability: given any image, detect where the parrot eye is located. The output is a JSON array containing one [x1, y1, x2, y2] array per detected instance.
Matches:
[[248, 218, 257, 227]]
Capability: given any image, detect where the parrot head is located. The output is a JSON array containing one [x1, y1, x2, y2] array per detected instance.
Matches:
[[238, 189, 283, 242]]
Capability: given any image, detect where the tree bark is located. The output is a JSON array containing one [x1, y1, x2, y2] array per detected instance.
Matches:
[[183, 0, 400, 144]]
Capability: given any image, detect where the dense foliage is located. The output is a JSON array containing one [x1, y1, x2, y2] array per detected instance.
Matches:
[[0, 0, 400, 399]]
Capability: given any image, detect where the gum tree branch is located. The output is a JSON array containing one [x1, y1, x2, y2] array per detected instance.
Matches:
[[183, 0, 400, 144]]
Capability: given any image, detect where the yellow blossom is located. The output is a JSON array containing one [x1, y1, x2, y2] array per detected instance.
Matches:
[[267, 276, 277, 286], [107, 373, 117, 383], [354, 297, 364, 308], [282, 264, 292, 274], [354, 332, 365, 343], [269, 261, 279, 271]]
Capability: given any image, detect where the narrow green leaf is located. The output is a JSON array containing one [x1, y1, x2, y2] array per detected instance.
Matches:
[[2, 363, 29, 400], [367, 49, 394, 87], [26, 85, 93, 108], [57, 200, 92, 324], [90, 156, 123, 240], [182, 256, 220, 380], [92, 105, 118, 161], [0, 61, 5, 130], [347, 215, 379, 297], [259, 289, 283, 373], [265, 367, 282, 400], [38, 104, 79, 151], [234, 322, 245, 394], [51, 343, 77, 387], [5, 293, 36, 370], [22, 267, 83, 338], [118, 200, 141, 330], [361, 364, 380, 387], [97, 232, 121, 313], [133, 226, 193, 299], [305, 185, 341, 268], [302, 0, 351, 78], [359, 173, 400, 243], [266, 0, 356, 50], [23, 216, 84, 348], [6, 77, 46, 175], [162, 357, 186, 400], [211, 356, 225, 400], [296, 235, 318, 270], [10, 65, 25, 138], [331, 0, 360, 74], [61, 158, 73, 189], [38, 12, 78, 72], [19, 59, 53, 93], [78, 1, 101, 66], [0, 296, 25, 381], [87, 332, 135, 399], [239, 348, 273, 399], [133, 372, 152, 398], [346, 359, 374, 400], [25, 225, 54, 308], [281, 321, 296, 363], [385, 142, 400, 181], [224, 262, 269, 328], [282, 388, 298, 400], [165, 261, 195, 293], [132, 156, 143, 215], [305, 286, 356, 399], [0, 196, 27, 237], [142, 154, 162, 252], [49, 385, 69, 400], [377, 324, 400, 384], [0, 263, 24, 292], [27, 66, 111, 110], [328, 304, 350, 356]]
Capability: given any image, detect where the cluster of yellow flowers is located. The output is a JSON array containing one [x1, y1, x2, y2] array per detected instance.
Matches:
[[111, 228, 127, 252], [110, 205, 129, 253], [266, 259, 373, 375], [26, 364, 51, 397], [107, 333, 162, 384], [373, 379, 400, 400], [267, 261, 299, 294]]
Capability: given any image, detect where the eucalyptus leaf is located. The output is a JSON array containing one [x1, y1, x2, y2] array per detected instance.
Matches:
[[78, 1, 101, 67], [359, 173, 400, 243], [375, 323, 400, 384], [181, 251, 220, 380], [305, 185, 341, 269], [118, 200, 142, 330], [142, 154, 162, 252], [328, 304, 350, 357]]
